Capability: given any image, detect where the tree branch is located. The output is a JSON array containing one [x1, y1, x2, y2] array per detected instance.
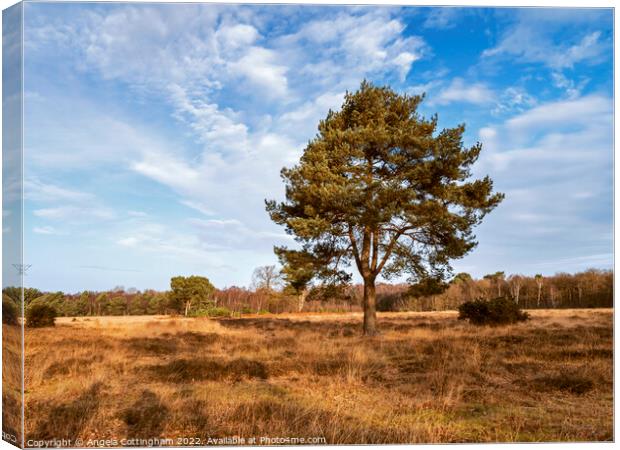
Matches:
[[371, 228, 379, 273], [374, 230, 404, 276], [348, 225, 363, 274]]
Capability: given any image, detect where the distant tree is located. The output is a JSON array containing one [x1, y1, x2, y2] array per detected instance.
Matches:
[[251, 266, 282, 293], [169, 276, 216, 316], [452, 272, 473, 284], [2, 295, 18, 325], [275, 248, 316, 312], [484, 271, 506, 297], [534, 274, 544, 307], [95, 292, 109, 316], [408, 277, 449, 299], [267, 81, 503, 334], [451, 272, 474, 302], [108, 296, 128, 316], [2, 287, 43, 306], [147, 291, 169, 315], [508, 274, 524, 304]]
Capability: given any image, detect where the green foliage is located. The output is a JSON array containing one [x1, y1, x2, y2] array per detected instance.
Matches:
[[267, 80, 503, 283], [169, 276, 216, 316], [191, 306, 231, 318], [452, 272, 473, 284], [107, 296, 128, 316], [26, 302, 57, 327], [458, 297, 529, 326], [275, 247, 317, 294], [408, 277, 449, 298], [2, 295, 19, 325], [2, 287, 43, 306], [31, 292, 65, 315], [267, 81, 503, 333]]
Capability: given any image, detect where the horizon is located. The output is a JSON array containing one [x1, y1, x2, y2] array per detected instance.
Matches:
[[13, 267, 614, 296], [9, 4, 613, 292]]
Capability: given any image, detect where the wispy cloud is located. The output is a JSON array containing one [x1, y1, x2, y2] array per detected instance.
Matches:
[[433, 78, 495, 105], [481, 8, 611, 85]]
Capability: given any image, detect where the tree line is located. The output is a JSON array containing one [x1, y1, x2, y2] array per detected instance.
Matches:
[[2, 268, 611, 319]]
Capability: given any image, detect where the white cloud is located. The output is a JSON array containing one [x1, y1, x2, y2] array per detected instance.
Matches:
[[33, 206, 116, 221], [215, 23, 259, 50], [434, 78, 495, 105], [282, 10, 425, 85], [550, 72, 589, 99], [482, 11, 609, 70], [503, 95, 611, 134], [24, 5, 431, 286], [472, 94, 612, 265], [26, 178, 93, 203], [228, 47, 289, 97], [33, 226, 65, 235], [423, 7, 460, 29]]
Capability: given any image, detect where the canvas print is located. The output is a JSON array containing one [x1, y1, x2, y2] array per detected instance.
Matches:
[[2, 2, 614, 447]]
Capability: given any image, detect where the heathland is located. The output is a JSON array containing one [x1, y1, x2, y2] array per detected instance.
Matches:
[[18, 309, 613, 444]]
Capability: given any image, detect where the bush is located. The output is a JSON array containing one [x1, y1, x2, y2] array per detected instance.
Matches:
[[191, 306, 232, 318], [26, 303, 57, 327], [2, 295, 19, 325], [458, 297, 529, 326]]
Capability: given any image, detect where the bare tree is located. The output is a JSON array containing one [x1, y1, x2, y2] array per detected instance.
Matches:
[[535, 274, 543, 307], [251, 265, 282, 293], [508, 275, 523, 304]]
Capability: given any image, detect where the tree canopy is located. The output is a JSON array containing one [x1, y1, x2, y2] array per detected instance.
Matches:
[[169, 275, 215, 316]]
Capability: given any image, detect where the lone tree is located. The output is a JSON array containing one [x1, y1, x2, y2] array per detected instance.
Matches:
[[169, 275, 215, 316], [267, 81, 503, 335]]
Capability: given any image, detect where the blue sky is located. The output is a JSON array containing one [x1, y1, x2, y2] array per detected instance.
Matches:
[[16, 3, 613, 293]]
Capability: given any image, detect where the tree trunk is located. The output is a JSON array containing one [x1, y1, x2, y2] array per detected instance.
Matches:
[[298, 288, 308, 312], [363, 278, 378, 336]]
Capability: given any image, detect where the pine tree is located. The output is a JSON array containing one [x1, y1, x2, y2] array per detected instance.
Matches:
[[267, 81, 503, 335]]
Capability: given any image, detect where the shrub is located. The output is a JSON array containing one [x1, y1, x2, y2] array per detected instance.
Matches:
[[240, 306, 253, 314], [2, 295, 19, 325], [191, 306, 232, 318], [458, 297, 529, 326], [26, 303, 57, 327]]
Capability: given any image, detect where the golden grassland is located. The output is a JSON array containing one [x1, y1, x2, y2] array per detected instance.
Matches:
[[16, 309, 614, 445], [2, 323, 22, 444]]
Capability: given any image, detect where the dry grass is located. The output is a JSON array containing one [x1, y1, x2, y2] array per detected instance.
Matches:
[[3, 324, 23, 445], [22, 309, 613, 445]]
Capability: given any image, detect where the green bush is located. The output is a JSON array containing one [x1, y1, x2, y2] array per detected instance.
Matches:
[[458, 297, 529, 326], [26, 303, 57, 327], [240, 306, 253, 314], [2, 295, 19, 325], [192, 306, 232, 318]]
